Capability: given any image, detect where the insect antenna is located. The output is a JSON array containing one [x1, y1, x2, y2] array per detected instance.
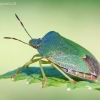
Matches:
[[15, 14, 33, 39], [4, 37, 31, 46]]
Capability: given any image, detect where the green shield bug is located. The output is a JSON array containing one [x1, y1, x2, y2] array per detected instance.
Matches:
[[4, 14, 100, 88]]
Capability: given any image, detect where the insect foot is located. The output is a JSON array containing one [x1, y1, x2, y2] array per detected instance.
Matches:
[[70, 79, 77, 84], [11, 77, 14, 81], [10, 74, 17, 79], [41, 77, 47, 88]]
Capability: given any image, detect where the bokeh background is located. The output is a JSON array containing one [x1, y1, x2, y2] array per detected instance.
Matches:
[[0, 0, 100, 100]]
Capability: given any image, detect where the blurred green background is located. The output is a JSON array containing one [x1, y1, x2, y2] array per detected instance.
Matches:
[[0, 0, 100, 100]]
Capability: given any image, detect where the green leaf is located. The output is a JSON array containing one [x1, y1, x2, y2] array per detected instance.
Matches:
[[0, 66, 100, 90]]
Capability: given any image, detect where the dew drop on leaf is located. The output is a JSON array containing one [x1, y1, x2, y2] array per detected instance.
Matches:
[[26, 81, 29, 85], [67, 88, 70, 91], [11, 77, 14, 81]]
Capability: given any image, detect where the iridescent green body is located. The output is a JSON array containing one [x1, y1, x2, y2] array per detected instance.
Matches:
[[29, 31, 100, 79]]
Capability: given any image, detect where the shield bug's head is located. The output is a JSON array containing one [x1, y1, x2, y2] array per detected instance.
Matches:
[[29, 38, 42, 48]]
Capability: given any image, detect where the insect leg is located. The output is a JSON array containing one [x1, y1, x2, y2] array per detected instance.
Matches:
[[51, 63, 77, 84], [30, 54, 41, 60], [26, 54, 42, 68], [39, 60, 50, 88], [11, 57, 42, 78]]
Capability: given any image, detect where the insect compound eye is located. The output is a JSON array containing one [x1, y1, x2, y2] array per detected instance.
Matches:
[[35, 38, 42, 48], [35, 44, 39, 48]]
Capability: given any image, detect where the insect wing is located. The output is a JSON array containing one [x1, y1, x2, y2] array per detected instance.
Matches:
[[48, 53, 90, 73]]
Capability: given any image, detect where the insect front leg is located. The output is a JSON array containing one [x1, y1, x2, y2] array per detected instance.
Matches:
[[51, 63, 77, 84], [25, 54, 42, 67], [11, 54, 42, 78], [30, 54, 41, 61], [39, 60, 50, 88]]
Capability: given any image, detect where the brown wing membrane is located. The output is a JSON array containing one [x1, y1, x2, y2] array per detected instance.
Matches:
[[83, 55, 100, 77]]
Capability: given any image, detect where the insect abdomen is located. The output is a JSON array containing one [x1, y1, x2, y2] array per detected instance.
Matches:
[[60, 67, 97, 81]]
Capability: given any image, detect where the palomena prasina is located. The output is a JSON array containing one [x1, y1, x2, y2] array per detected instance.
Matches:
[[4, 14, 100, 88]]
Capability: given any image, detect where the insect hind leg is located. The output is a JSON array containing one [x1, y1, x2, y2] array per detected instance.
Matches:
[[51, 63, 77, 84]]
